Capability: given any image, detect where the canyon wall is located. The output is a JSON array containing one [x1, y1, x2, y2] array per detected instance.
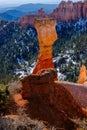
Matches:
[[50, 1, 83, 22], [19, 1, 87, 27]]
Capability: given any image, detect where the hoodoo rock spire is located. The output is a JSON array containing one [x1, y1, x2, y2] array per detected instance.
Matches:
[[32, 18, 57, 74]]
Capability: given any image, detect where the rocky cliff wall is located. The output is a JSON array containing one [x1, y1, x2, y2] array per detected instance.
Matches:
[[19, 1, 87, 27], [50, 1, 83, 22]]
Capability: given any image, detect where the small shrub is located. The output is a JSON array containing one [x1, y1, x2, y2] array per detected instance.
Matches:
[[73, 118, 87, 130], [0, 85, 9, 108], [0, 108, 56, 130]]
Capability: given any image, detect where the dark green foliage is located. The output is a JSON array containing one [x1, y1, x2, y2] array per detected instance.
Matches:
[[0, 19, 87, 83], [0, 20, 38, 84], [0, 85, 9, 107], [53, 21, 87, 82]]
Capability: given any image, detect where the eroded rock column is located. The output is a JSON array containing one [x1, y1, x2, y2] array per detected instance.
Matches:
[[77, 65, 87, 84], [33, 18, 57, 74]]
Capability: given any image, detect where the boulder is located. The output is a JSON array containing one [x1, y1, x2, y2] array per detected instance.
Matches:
[[20, 68, 57, 99]]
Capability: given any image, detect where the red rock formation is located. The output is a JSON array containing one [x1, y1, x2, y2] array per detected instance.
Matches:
[[32, 18, 57, 74], [83, 0, 87, 18], [77, 65, 87, 84], [38, 8, 45, 15], [18, 14, 36, 28], [18, 8, 46, 28], [19, 1, 87, 27], [50, 1, 83, 22], [20, 68, 87, 128], [20, 68, 57, 99]]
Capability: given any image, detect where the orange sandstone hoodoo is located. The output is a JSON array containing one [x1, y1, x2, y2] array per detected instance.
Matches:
[[32, 18, 57, 74], [77, 65, 87, 84]]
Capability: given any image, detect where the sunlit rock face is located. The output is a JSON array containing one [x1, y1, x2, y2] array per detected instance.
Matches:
[[21, 68, 57, 99], [18, 14, 36, 28], [77, 65, 87, 84], [83, 0, 87, 18], [32, 18, 57, 74], [50, 1, 83, 22]]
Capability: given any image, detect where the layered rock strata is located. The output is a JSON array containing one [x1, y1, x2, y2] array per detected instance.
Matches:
[[50, 1, 83, 22]]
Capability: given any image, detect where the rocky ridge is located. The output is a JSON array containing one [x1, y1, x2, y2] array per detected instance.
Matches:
[[19, 0, 87, 27]]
